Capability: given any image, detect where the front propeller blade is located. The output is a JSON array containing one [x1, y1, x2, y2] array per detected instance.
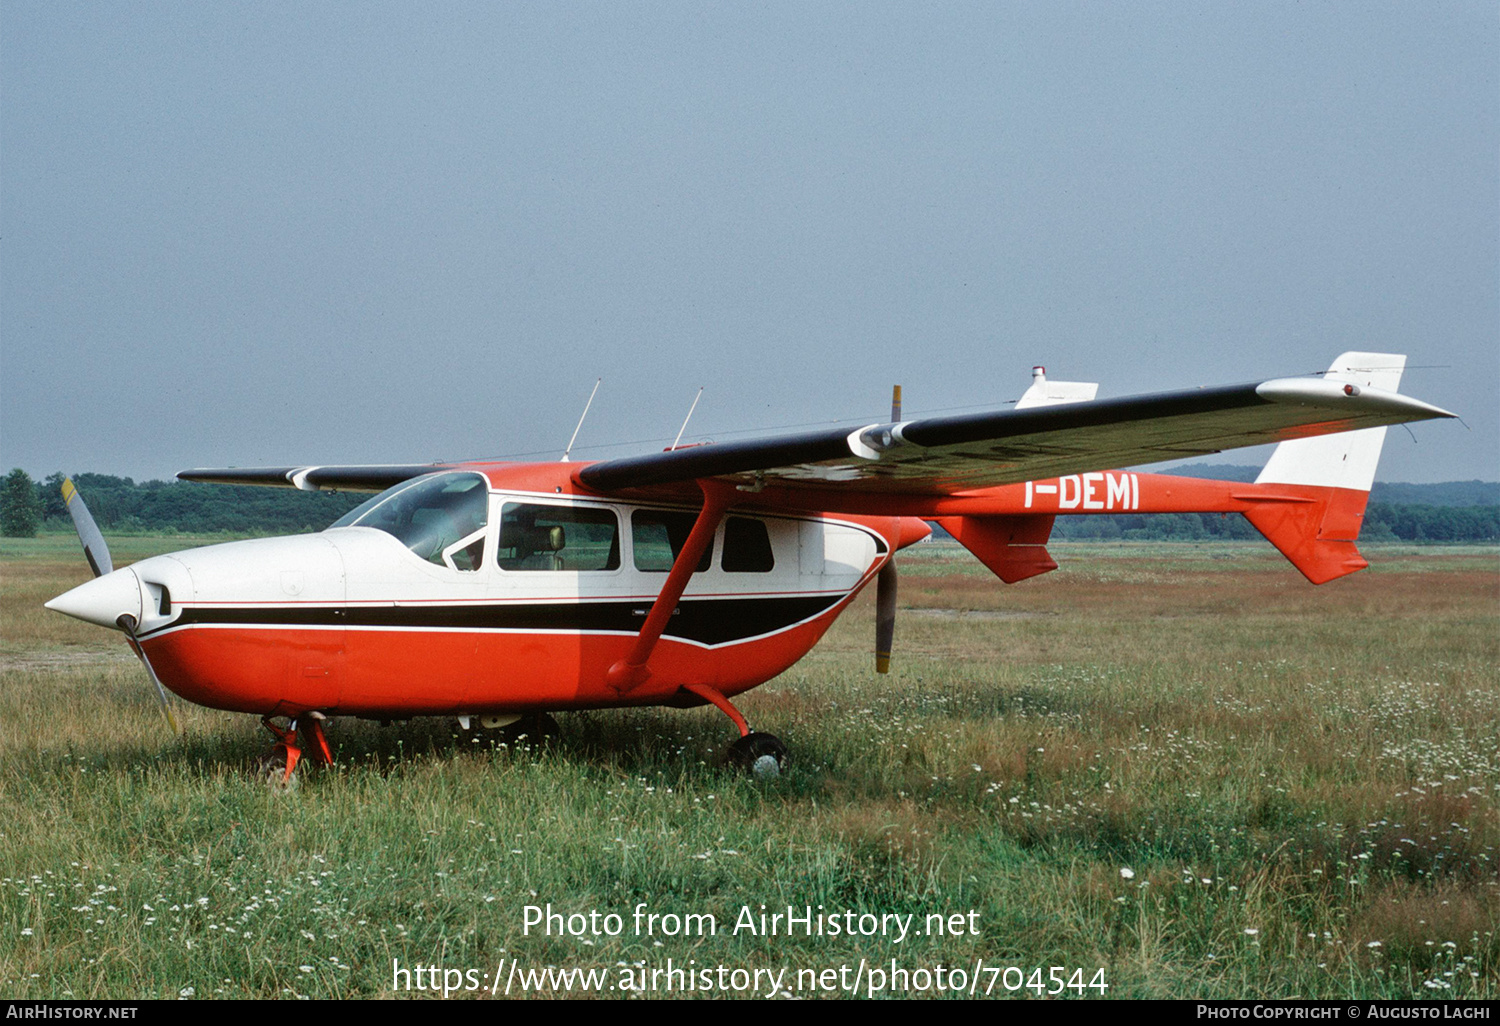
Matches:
[[117, 614, 181, 735], [61, 477, 112, 577], [875, 559, 897, 674], [54, 478, 179, 734]]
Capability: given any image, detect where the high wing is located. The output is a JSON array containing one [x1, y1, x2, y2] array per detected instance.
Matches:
[[177, 358, 1455, 505], [576, 370, 1454, 501]]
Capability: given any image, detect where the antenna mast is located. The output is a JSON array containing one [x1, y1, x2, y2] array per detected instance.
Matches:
[[671, 387, 704, 450], [561, 378, 601, 462]]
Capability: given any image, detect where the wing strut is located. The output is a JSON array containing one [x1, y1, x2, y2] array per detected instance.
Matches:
[[606, 480, 737, 694]]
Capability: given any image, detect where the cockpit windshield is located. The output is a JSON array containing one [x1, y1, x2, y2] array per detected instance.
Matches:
[[329, 473, 489, 570]]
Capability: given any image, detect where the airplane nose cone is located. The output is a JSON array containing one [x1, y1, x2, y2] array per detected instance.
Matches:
[[45, 568, 143, 630]]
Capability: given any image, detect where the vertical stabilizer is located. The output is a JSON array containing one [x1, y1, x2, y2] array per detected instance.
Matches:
[[1015, 366, 1099, 409], [1245, 351, 1405, 584]]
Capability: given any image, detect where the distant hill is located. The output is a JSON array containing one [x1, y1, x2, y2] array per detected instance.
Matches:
[[1166, 463, 1261, 483], [1368, 481, 1500, 506], [1166, 464, 1500, 506]]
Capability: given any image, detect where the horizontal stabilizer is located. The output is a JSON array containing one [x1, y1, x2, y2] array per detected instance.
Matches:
[[933, 514, 1058, 583]]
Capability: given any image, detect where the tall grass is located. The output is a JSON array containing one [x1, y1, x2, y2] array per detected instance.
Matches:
[[1, 538, 1495, 998]]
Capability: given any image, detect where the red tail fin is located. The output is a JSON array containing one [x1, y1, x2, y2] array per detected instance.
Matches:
[[933, 514, 1057, 583], [1240, 487, 1371, 584], [1241, 351, 1405, 584]]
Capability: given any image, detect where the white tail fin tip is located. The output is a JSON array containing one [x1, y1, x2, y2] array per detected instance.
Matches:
[[1255, 351, 1406, 492]]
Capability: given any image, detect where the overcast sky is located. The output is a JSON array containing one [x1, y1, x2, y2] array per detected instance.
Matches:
[[3, 2, 1495, 485]]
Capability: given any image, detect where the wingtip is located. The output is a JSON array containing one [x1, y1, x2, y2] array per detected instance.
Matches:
[[1255, 378, 1456, 422]]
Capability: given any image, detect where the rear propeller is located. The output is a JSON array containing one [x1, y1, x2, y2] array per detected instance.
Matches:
[[61, 477, 181, 733], [875, 560, 897, 673], [876, 386, 901, 674]]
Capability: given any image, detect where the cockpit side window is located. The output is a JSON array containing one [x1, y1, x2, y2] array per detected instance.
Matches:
[[330, 473, 489, 571], [498, 503, 620, 571]]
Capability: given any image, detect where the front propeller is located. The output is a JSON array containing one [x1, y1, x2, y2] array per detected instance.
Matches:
[[52, 477, 181, 734]]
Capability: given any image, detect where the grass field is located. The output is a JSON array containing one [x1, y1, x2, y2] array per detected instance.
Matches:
[[1, 534, 1496, 999]]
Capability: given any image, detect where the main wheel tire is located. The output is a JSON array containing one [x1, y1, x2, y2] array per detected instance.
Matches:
[[254, 751, 298, 791], [726, 732, 788, 778], [501, 712, 560, 751]]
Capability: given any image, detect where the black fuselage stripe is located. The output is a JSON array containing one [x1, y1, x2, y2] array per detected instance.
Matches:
[[161, 595, 844, 646]]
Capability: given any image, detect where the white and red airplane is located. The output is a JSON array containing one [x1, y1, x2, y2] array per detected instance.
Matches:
[[46, 352, 1453, 781]]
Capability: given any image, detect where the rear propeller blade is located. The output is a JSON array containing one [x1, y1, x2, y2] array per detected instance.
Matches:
[[61, 477, 112, 577], [875, 559, 897, 674], [875, 384, 903, 675]]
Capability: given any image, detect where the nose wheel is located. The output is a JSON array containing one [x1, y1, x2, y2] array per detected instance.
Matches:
[[258, 714, 333, 788]]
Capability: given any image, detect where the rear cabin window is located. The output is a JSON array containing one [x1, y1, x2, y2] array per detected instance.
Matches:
[[631, 510, 714, 572], [498, 503, 620, 571], [721, 517, 775, 573]]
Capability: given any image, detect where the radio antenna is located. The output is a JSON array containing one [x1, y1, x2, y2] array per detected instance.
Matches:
[[561, 378, 601, 462], [671, 387, 704, 450]]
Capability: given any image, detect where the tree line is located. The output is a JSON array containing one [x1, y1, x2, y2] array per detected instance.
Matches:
[[2, 470, 365, 537], [3, 468, 1497, 542], [1046, 504, 1499, 543]]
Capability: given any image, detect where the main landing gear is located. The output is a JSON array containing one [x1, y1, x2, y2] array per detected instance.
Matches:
[[493, 712, 560, 751], [457, 712, 561, 750], [258, 701, 783, 782], [682, 683, 788, 779], [726, 733, 789, 779], [258, 713, 333, 788]]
